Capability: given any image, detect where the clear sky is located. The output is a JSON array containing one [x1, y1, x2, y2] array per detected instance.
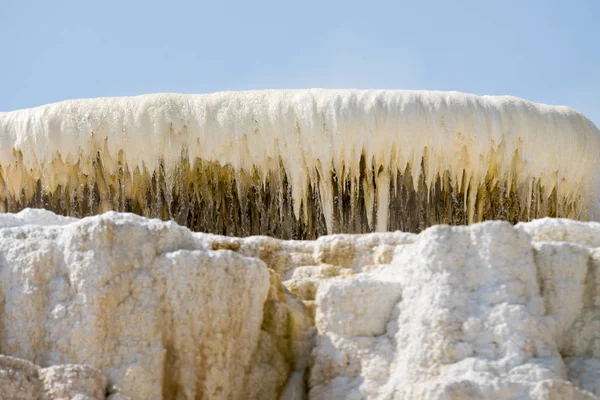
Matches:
[[2, 0, 599, 126]]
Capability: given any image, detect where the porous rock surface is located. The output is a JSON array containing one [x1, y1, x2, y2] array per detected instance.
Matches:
[[0, 210, 599, 399], [0, 355, 106, 399]]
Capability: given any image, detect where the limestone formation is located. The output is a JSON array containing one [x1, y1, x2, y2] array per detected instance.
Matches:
[[0, 355, 106, 399], [2, 91, 599, 237], [0, 209, 599, 399]]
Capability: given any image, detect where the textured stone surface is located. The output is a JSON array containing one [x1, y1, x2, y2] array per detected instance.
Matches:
[[0, 210, 276, 399], [0, 355, 106, 399], [0, 210, 600, 399]]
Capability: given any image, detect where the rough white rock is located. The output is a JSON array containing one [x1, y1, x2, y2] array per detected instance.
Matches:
[[0, 209, 600, 399], [39, 364, 107, 400], [0, 355, 106, 399], [0, 210, 275, 399]]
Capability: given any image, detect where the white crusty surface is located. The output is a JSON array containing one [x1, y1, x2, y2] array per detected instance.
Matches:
[[0, 209, 599, 399], [0, 210, 274, 399], [0, 355, 107, 399], [2, 90, 600, 230]]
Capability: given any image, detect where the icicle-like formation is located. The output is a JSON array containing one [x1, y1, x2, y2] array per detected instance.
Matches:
[[1, 90, 599, 238]]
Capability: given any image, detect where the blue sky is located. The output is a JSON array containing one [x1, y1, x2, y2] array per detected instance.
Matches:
[[2, 0, 599, 125]]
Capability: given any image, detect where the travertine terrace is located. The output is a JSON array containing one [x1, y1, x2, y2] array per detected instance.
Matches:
[[0, 210, 598, 399], [1, 90, 599, 238], [1, 90, 600, 399]]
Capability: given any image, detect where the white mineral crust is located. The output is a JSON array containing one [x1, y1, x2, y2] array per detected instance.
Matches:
[[0, 209, 598, 399], [2, 90, 599, 230]]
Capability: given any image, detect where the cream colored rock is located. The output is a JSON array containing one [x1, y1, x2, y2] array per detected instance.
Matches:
[[0, 356, 44, 400], [40, 364, 107, 400], [0, 355, 106, 400], [0, 210, 276, 399], [306, 221, 600, 399], [1, 210, 600, 399]]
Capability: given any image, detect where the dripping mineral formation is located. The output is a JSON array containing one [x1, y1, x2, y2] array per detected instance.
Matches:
[[0, 210, 598, 399], [1, 90, 599, 238]]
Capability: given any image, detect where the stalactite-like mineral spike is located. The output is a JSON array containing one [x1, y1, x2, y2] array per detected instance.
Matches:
[[315, 161, 333, 234], [376, 168, 389, 232], [362, 161, 375, 230]]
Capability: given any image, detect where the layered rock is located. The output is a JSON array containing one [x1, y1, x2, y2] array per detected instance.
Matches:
[[0, 209, 599, 399]]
